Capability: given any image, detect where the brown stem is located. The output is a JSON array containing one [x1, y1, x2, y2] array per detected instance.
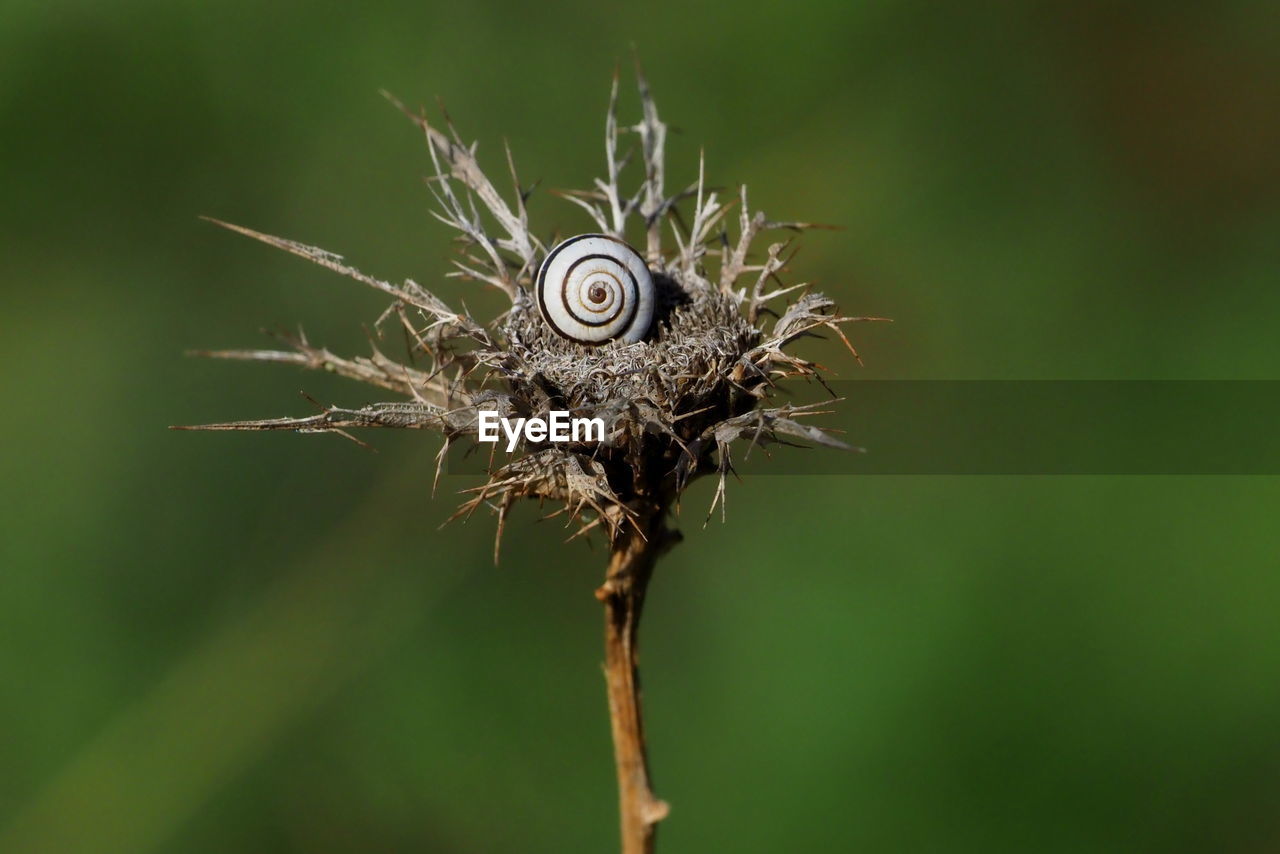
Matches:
[[595, 517, 672, 854]]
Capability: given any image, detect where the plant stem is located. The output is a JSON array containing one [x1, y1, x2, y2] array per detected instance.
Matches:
[[596, 517, 671, 854]]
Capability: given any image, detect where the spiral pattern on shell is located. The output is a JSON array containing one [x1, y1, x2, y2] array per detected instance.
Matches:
[[535, 234, 655, 345]]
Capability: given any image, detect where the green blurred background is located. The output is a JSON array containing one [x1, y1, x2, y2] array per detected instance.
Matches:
[[3, 1, 1279, 851]]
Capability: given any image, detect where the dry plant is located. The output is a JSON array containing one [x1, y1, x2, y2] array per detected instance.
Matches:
[[177, 64, 884, 854]]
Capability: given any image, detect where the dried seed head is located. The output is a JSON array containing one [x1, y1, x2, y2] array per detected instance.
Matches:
[[180, 66, 885, 556]]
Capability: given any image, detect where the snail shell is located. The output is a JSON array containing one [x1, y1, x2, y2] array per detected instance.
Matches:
[[535, 234, 655, 344]]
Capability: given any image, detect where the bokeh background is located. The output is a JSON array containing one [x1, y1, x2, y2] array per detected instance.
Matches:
[[3, 2, 1279, 852]]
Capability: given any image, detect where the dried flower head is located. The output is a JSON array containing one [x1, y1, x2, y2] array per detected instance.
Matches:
[[183, 68, 881, 556]]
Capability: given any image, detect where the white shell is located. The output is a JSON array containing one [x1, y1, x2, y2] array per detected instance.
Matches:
[[536, 234, 655, 344]]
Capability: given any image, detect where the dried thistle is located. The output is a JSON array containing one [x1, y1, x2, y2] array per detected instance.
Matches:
[[179, 64, 883, 854]]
